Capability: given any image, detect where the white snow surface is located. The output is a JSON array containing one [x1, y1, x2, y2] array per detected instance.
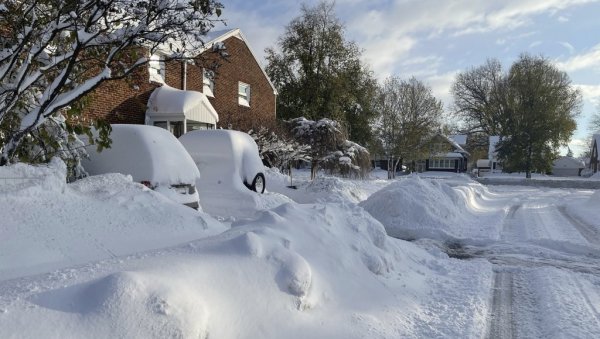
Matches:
[[2, 164, 600, 338], [360, 175, 509, 242]]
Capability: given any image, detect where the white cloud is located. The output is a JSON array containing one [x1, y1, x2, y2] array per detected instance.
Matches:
[[557, 44, 600, 72], [558, 15, 570, 22], [423, 71, 461, 109], [575, 84, 600, 105], [529, 40, 543, 48], [361, 36, 416, 80], [558, 41, 575, 54]]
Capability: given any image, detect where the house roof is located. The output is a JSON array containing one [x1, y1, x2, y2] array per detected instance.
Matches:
[[553, 156, 585, 169], [439, 134, 470, 156], [146, 85, 219, 125], [197, 28, 278, 95]]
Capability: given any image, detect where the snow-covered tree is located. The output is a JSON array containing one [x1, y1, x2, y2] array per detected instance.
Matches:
[[0, 0, 223, 166], [287, 117, 370, 179], [248, 126, 311, 172]]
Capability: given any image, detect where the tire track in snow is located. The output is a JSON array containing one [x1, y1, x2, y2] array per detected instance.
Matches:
[[572, 276, 600, 329], [501, 204, 522, 242], [558, 206, 600, 246], [487, 270, 515, 339]]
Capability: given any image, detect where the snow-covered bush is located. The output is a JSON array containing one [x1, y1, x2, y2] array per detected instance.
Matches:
[[287, 117, 370, 179], [248, 126, 311, 172]]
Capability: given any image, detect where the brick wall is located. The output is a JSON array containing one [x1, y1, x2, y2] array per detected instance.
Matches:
[[81, 35, 277, 131], [196, 36, 277, 131], [82, 66, 157, 125]]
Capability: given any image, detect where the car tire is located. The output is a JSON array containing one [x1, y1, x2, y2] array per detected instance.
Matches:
[[251, 173, 266, 193]]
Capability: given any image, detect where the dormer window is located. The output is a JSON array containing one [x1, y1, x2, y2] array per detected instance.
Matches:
[[148, 53, 165, 83], [203, 69, 215, 97], [238, 82, 250, 106]]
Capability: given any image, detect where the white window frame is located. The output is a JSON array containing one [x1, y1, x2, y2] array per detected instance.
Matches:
[[148, 53, 165, 83], [203, 69, 215, 97], [429, 158, 455, 169], [238, 81, 250, 107]]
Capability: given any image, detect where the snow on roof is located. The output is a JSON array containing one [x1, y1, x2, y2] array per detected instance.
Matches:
[[146, 85, 218, 125], [439, 134, 469, 156], [449, 135, 467, 146], [553, 156, 585, 169], [593, 133, 600, 147]]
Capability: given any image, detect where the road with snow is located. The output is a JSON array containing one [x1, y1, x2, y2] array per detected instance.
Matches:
[[446, 185, 600, 339]]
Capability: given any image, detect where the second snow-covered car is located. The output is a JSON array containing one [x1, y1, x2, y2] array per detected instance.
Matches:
[[178, 129, 266, 194]]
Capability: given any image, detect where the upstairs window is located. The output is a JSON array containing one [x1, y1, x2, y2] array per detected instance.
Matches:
[[238, 82, 250, 106], [148, 53, 165, 83], [203, 69, 215, 97]]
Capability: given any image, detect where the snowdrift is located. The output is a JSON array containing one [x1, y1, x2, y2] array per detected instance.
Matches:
[[265, 167, 389, 204], [0, 159, 225, 280], [0, 163, 493, 338], [565, 190, 600, 230], [0, 201, 492, 338], [360, 177, 507, 242]]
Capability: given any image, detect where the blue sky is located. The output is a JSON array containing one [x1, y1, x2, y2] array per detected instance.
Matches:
[[215, 0, 600, 156]]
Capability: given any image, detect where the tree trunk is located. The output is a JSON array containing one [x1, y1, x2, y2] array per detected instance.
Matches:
[[526, 143, 532, 179], [311, 160, 318, 180], [394, 157, 403, 176]]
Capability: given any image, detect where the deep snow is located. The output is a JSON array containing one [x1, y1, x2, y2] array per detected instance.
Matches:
[[1, 162, 599, 338]]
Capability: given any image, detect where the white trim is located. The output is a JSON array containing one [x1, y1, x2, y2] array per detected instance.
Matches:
[[238, 81, 250, 107]]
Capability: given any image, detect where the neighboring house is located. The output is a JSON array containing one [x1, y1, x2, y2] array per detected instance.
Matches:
[[416, 134, 470, 173], [590, 134, 600, 173], [81, 28, 277, 136], [552, 156, 585, 176]]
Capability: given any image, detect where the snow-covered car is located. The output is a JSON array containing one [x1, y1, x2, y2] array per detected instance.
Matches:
[[179, 129, 266, 194], [82, 124, 201, 209]]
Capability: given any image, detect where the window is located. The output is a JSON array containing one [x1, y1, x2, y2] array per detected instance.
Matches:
[[238, 82, 250, 106], [148, 53, 165, 83], [429, 158, 455, 169], [203, 69, 215, 97]]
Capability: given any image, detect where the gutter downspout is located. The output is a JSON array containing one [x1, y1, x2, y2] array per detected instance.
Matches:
[[182, 61, 187, 90]]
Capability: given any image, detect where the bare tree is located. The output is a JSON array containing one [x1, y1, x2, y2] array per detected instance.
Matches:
[[373, 76, 442, 178], [451, 59, 509, 136]]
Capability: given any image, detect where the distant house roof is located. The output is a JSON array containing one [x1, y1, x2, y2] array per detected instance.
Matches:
[[438, 134, 470, 156], [553, 156, 585, 169], [593, 133, 600, 147], [449, 134, 467, 146]]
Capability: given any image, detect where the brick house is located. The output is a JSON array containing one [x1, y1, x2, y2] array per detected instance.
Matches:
[[81, 28, 277, 136]]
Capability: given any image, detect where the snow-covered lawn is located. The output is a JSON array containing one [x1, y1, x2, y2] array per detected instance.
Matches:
[[1, 162, 599, 338]]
